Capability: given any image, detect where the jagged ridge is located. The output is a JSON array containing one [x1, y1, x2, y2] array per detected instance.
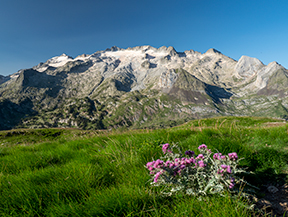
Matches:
[[0, 45, 288, 130]]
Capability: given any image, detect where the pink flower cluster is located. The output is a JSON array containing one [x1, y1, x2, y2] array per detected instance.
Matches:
[[197, 160, 206, 168], [198, 144, 211, 153], [146, 159, 164, 171], [196, 154, 204, 160], [146, 155, 209, 182], [229, 177, 235, 189], [147, 143, 239, 189], [154, 171, 163, 183], [147, 157, 195, 170], [198, 144, 207, 150], [162, 143, 172, 154], [228, 152, 238, 161], [213, 152, 239, 161], [217, 164, 232, 175], [213, 153, 226, 160]]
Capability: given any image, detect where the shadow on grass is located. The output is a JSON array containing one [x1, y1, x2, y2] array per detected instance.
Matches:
[[240, 147, 288, 187]]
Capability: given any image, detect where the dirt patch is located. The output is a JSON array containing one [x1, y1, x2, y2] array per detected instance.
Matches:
[[257, 87, 285, 98], [261, 122, 287, 128], [254, 184, 288, 216]]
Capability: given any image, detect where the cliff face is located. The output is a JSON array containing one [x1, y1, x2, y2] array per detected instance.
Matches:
[[1, 46, 288, 130]]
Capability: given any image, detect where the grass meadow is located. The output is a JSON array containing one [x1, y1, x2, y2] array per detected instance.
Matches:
[[0, 116, 288, 216]]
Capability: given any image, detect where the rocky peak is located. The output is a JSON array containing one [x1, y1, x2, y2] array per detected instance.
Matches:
[[60, 53, 70, 57], [75, 54, 89, 59], [167, 46, 178, 56], [267, 61, 283, 70], [44, 54, 73, 68], [184, 49, 200, 55], [235, 55, 264, 77], [139, 45, 155, 52], [105, 46, 123, 52], [155, 46, 177, 56], [205, 48, 222, 55]]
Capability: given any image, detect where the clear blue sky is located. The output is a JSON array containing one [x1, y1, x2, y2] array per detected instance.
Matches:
[[1, 0, 288, 76]]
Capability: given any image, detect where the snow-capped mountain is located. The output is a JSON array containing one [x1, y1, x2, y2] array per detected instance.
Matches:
[[1, 45, 288, 130]]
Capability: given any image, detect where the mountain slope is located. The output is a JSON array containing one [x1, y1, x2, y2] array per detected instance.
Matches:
[[0, 45, 287, 130]]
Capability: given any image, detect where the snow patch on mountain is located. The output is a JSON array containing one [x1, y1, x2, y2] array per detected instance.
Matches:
[[7, 45, 287, 98], [46, 53, 73, 67], [34, 54, 74, 72]]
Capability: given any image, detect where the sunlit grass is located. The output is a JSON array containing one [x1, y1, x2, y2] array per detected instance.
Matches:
[[0, 116, 287, 216]]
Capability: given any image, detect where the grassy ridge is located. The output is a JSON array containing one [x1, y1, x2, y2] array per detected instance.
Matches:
[[0, 117, 287, 216]]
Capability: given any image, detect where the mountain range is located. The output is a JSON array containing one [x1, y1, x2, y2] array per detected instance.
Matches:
[[1, 45, 288, 130]]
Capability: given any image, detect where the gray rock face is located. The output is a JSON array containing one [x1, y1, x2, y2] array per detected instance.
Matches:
[[0, 75, 10, 85], [235, 56, 264, 77], [1, 45, 288, 130], [159, 69, 178, 88]]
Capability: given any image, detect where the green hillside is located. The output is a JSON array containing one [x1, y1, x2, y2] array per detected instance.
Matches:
[[0, 116, 287, 216]]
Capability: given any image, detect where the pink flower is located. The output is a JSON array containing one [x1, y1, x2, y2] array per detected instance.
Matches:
[[186, 158, 196, 164], [146, 161, 155, 171], [191, 158, 196, 164], [180, 160, 186, 165], [221, 165, 228, 169], [220, 164, 231, 173], [164, 160, 171, 167], [213, 153, 220, 160], [181, 158, 192, 165], [198, 144, 207, 150], [179, 165, 186, 170], [169, 163, 174, 168], [146, 161, 154, 167], [227, 165, 231, 173], [196, 154, 204, 159], [229, 177, 235, 189], [162, 143, 170, 154], [214, 153, 224, 160], [154, 171, 163, 183], [154, 159, 164, 168], [228, 152, 238, 161], [198, 160, 206, 168]]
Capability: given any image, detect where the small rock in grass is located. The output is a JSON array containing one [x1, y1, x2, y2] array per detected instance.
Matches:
[[267, 186, 279, 194]]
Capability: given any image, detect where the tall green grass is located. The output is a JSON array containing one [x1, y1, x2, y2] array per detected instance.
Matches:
[[0, 117, 287, 216]]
